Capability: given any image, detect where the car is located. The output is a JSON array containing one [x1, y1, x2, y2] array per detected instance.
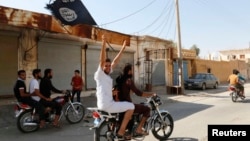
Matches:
[[184, 73, 219, 90]]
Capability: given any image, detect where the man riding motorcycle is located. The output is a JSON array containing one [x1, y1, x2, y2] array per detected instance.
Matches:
[[114, 63, 156, 139], [227, 69, 245, 98], [235, 70, 245, 97]]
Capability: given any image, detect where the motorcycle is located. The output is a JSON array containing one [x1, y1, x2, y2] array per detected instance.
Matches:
[[14, 90, 85, 133], [228, 85, 245, 102], [87, 95, 174, 141]]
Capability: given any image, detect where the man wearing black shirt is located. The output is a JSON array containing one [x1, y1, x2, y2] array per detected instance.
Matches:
[[13, 70, 46, 128], [40, 68, 64, 127]]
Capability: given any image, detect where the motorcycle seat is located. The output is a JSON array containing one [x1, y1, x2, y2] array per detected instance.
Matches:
[[87, 107, 123, 115], [16, 102, 32, 109]]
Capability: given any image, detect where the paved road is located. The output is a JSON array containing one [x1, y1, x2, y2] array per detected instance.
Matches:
[[0, 83, 195, 128], [0, 83, 245, 141]]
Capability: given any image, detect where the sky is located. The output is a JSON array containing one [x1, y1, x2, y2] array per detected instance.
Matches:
[[1, 0, 250, 58]]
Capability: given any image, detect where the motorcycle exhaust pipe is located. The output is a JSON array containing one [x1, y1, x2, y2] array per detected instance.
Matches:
[[89, 126, 97, 130], [23, 122, 38, 126]]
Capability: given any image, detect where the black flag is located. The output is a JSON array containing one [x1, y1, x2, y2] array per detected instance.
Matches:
[[46, 0, 97, 26]]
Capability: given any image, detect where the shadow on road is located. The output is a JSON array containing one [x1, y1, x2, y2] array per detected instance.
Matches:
[[165, 100, 213, 122], [184, 85, 228, 95]]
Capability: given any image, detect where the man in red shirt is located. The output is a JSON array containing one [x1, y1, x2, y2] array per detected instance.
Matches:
[[71, 70, 84, 102]]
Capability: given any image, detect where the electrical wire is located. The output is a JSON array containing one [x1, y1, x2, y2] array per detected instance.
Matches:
[[132, 0, 172, 35], [98, 0, 158, 27], [151, 2, 175, 38], [157, 7, 175, 38], [129, 0, 176, 41]]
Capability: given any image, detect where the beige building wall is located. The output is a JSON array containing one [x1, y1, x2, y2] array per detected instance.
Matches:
[[18, 29, 39, 89], [193, 59, 247, 83]]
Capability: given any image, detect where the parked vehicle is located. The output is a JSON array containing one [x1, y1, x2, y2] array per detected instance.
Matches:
[[14, 90, 85, 133], [184, 73, 219, 90], [87, 95, 174, 141], [228, 85, 245, 102]]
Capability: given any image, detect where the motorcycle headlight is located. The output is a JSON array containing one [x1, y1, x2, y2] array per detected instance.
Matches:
[[153, 96, 162, 106]]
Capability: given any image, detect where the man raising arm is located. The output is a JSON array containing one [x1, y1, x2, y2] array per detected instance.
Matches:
[[94, 35, 134, 140]]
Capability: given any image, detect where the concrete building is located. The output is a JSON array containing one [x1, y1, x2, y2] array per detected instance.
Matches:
[[1, 4, 248, 97], [219, 48, 250, 63], [2, 5, 194, 96]]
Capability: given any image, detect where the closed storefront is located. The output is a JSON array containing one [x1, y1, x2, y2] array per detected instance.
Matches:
[[0, 32, 18, 95], [38, 38, 82, 90], [85, 47, 99, 89], [152, 60, 165, 86], [86, 45, 134, 90]]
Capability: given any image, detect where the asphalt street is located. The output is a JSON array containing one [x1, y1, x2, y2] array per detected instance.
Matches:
[[0, 83, 232, 129], [0, 83, 241, 141]]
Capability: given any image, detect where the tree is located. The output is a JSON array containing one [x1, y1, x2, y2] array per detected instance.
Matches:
[[190, 44, 200, 56]]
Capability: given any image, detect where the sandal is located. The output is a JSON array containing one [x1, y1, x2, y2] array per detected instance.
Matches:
[[39, 124, 46, 129], [241, 95, 246, 100], [124, 132, 132, 140], [134, 130, 149, 136], [39, 120, 46, 129], [116, 134, 125, 140], [116, 133, 132, 140]]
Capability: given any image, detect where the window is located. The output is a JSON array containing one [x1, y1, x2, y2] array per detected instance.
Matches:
[[232, 55, 236, 59], [150, 49, 166, 60], [239, 54, 245, 59]]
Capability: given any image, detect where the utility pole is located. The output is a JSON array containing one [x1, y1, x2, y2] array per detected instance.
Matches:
[[175, 0, 184, 94]]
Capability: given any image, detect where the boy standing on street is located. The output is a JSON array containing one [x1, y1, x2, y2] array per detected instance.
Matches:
[[71, 70, 84, 102]]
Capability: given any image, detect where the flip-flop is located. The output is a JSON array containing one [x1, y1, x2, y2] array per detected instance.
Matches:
[[116, 134, 125, 140], [134, 131, 149, 136], [39, 121, 46, 129], [116, 133, 132, 140], [39, 125, 46, 129], [124, 133, 132, 140]]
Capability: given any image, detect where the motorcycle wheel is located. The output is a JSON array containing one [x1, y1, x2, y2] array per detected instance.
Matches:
[[231, 91, 237, 102], [65, 103, 85, 124], [94, 120, 115, 141], [151, 112, 174, 140], [17, 109, 39, 133]]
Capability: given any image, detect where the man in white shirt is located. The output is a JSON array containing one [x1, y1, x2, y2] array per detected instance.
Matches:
[[94, 35, 134, 139], [13, 70, 45, 129], [29, 69, 51, 128]]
